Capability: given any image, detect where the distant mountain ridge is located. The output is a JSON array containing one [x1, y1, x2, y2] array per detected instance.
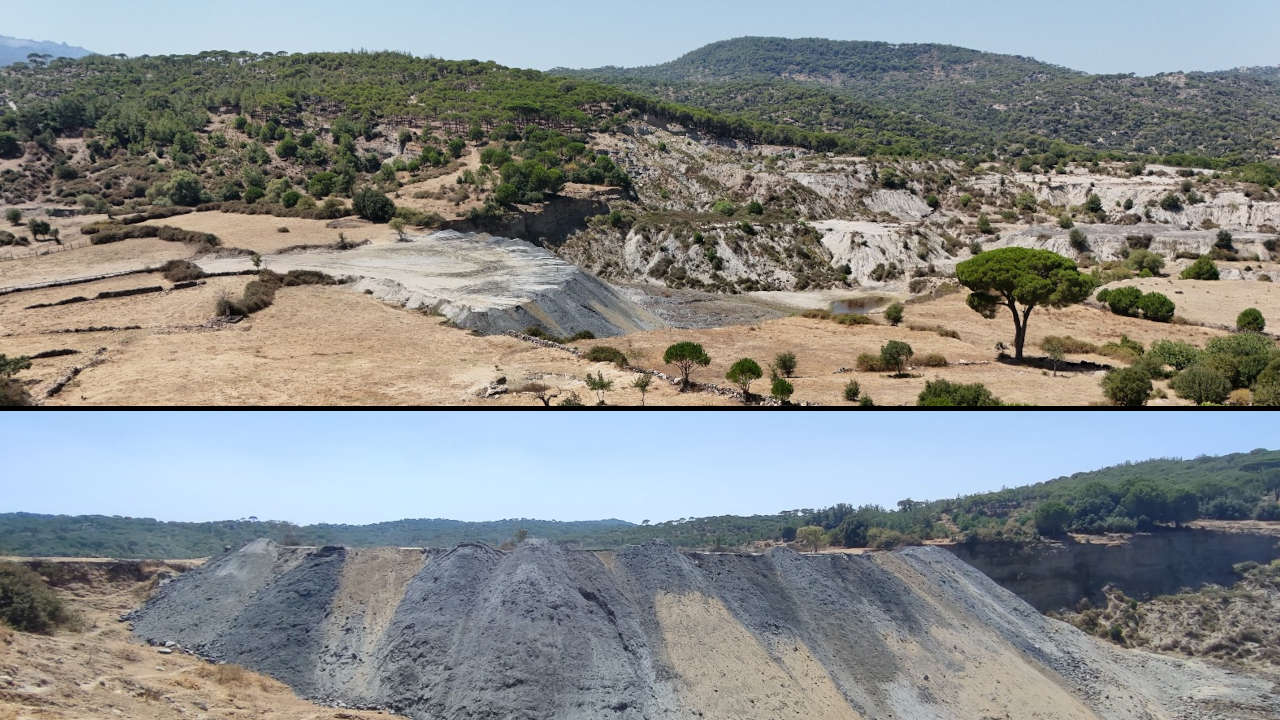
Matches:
[[560, 36, 1280, 157], [0, 34, 93, 67]]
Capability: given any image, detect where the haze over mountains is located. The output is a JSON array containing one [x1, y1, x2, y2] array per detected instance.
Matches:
[[0, 35, 93, 67]]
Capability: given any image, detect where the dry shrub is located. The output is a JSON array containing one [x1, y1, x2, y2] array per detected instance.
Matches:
[[160, 260, 206, 282], [114, 645, 141, 663], [856, 353, 886, 372], [200, 663, 253, 687], [216, 270, 339, 316], [1227, 389, 1254, 406], [917, 353, 949, 367], [1041, 335, 1099, 354], [909, 324, 960, 339]]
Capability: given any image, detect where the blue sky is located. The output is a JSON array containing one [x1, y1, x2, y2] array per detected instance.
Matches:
[[8, 1, 1278, 75], [0, 412, 1274, 525]]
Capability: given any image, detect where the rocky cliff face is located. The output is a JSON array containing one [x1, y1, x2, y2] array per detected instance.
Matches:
[[127, 539, 1279, 720], [944, 529, 1280, 612]]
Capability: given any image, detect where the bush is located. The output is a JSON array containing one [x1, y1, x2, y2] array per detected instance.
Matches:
[[1203, 332, 1277, 388], [843, 380, 861, 402], [1136, 292, 1175, 322], [1160, 194, 1184, 212], [770, 377, 794, 403], [1180, 256, 1219, 280], [1150, 340, 1202, 371], [1237, 308, 1266, 333], [917, 380, 1002, 406], [746, 201, 764, 215], [1034, 501, 1072, 537], [1041, 335, 1098, 354], [0, 562, 71, 633], [584, 346, 628, 368], [1170, 364, 1233, 405], [160, 260, 206, 282], [884, 302, 904, 326], [856, 353, 886, 372], [1106, 287, 1144, 316], [1096, 288, 1111, 304], [1102, 367, 1153, 406], [352, 187, 396, 223], [773, 352, 797, 378], [880, 341, 914, 374], [712, 200, 736, 216], [1124, 249, 1165, 276], [1256, 360, 1280, 406], [1068, 228, 1089, 253], [916, 353, 949, 367]]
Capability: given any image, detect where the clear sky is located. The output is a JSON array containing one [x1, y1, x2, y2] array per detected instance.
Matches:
[[1, 412, 1274, 526], [7, 1, 1278, 75]]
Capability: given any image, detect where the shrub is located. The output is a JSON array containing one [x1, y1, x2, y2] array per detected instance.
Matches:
[[1150, 340, 1201, 371], [1180, 256, 1219, 280], [726, 358, 764, 399], [160, 260, 205, 283], [352, 187, 396, 223], [1136, 292, 1175, 322], [855, 353, 885, 372], [1160, 194, 1183, 212], [0, 562, 71, 633], [1034, 501, 1072, 537], [1237, 308, 1266, 333], [1106, 287, 1143, 316], [712, 200, 736, 216], [1170, 364, 1233, 405], [770, 377, 794, 403], [1215, 229, 1235, 250], [1203, 332, 1277, 388], [4, 209, 20, 225], [916, 353, 949, 367], [746, 201, 764, 215], [1256, 360, 1280, 406], [584, 346, 628, 368], [1068, 228, 1089, 253], [880, 341, 914, 374], [884, 302, 904, 326], [1041, 335, 1098, 354], [773, 352, 797, 378], [1096, 288, 1111, 304], [843, 380, 861, 402], [1227, 389, 1254, 406], [917, 380, 1002, 406], [1099, 335, 1145, 364], [1124, 249, 1165, 276], [1102, 367, 1153, 407]]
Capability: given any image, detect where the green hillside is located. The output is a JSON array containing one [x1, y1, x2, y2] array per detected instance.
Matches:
[[2, 450, 1277, 558], [561, 37, 1280, 158]]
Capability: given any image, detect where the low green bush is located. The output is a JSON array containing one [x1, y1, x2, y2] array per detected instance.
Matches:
[[0, 562, 71, 634], [584, 346, 628, 368]]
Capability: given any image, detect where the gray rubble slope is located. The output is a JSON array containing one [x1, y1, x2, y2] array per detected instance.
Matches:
[[128, 539, 1280, 720], [193, 230, 665, 338]]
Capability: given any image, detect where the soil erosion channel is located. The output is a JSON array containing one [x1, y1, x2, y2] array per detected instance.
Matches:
[[127, 539, 1280, 720]]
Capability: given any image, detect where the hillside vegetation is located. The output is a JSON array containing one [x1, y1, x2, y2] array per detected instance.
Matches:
[[3, 450, 1277, 558], [561, 37, 1280, 158]]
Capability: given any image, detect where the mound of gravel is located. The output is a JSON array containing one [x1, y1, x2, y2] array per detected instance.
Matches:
[[129, 539, 1280, 720], [192, 231, 665, 338]]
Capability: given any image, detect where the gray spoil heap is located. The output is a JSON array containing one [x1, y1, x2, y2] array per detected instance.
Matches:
[[192, 230, 665, 338], [128, 539, 1280, 720]]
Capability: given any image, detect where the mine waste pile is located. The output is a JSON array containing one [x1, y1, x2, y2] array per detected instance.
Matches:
[[126, 539, 1280, 720]]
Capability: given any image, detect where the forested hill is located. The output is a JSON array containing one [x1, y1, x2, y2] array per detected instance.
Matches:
[[3, 450, 1278, 558], [560, 36, 1280, 158]]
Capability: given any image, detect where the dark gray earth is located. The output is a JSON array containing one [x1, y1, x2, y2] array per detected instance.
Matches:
[[127, 539, 1280, 720]]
